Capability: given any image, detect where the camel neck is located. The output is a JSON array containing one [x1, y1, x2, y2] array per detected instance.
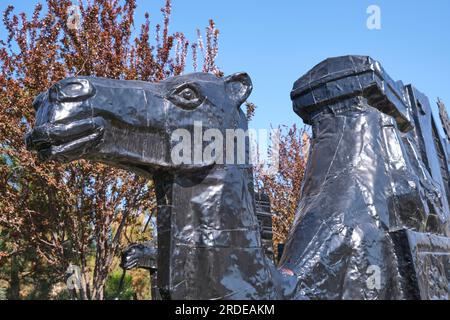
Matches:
[[152, 164, 276, 299], [154, 164, 261, 248]]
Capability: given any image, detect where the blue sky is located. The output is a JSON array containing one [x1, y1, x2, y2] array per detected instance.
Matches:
[[1, 0, 450, 132]]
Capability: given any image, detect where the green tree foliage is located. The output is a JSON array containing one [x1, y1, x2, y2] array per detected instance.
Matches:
[[104, 270, 134, 300]]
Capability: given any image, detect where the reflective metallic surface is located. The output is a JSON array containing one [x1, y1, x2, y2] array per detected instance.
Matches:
[[284, 55, 450, 299], [121, 241, 158, 271], [26, 56, 450, 300]]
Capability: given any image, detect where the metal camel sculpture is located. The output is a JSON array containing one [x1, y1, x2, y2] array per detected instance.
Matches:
[[26, 56, 450, 300], [26, 72, 293, 299]]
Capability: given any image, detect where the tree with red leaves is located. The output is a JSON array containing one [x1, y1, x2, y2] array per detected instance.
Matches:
[[254, 124, 310, 255], [0, 0, 221, 300]]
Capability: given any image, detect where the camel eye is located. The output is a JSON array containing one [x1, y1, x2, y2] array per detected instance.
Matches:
[[168, 84, 204, 110], [180, 88, 196, 100]]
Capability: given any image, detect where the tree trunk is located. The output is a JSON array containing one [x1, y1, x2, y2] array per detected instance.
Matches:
[[8, 256, 20, 300]]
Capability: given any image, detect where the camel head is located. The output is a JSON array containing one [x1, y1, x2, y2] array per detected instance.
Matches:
[[26, 72, 252, 175]]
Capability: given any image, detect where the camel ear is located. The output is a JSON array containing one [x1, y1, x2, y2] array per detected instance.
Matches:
[[225, 72, 253, 106]]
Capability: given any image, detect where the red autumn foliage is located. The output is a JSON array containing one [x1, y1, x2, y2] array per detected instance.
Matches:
[[0, 0, 221, 299], [255, 124, 310, 250]]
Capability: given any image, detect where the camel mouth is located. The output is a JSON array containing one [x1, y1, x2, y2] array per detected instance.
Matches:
[[26, 118, 105, 162]]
